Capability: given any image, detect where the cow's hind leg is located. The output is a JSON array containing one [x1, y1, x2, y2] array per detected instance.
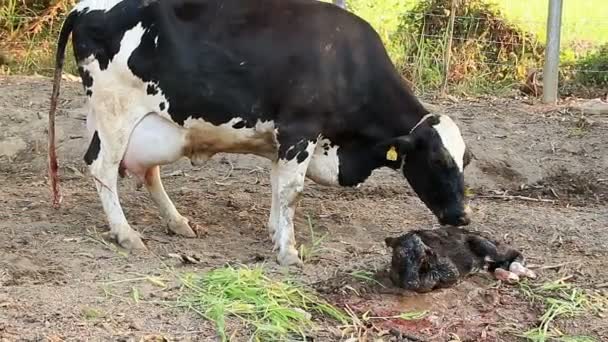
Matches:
[[144, 166, 196, 237], [271, 136, 317, 266], [120, 113, 196, 237], [85, 130, 146, 250]]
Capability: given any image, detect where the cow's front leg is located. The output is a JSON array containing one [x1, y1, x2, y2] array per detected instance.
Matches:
[[87, 131, 145, 250], [271, 138, 316, 266], [144, 166, 196, 237]]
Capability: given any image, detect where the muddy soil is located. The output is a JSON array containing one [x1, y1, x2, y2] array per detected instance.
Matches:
[[1, 76, 607, 341]]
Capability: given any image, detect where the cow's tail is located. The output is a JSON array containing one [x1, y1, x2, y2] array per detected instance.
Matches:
[[49, 10, 77, 209]]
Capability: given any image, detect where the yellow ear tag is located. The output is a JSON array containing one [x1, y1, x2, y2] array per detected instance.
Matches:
[[386, 146, 398, 161]]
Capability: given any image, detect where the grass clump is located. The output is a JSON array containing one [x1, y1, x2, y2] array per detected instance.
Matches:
[[517, 278, 608, 342], [179, 264, 349, 342], [299, 215, 328, 263]]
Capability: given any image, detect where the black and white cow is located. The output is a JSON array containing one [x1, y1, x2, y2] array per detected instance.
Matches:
[[48, 0, 472, 266]]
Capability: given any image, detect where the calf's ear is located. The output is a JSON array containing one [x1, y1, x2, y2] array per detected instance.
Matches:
[[377, 135, 417, 162], [385, 237, 398, 248]]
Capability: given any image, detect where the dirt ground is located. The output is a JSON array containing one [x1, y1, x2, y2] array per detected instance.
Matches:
[[1, 76, 607, 341]]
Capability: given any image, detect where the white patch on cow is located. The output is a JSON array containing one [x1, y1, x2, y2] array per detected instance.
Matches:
[[154, 36, 159, 47], [306, 138, 340, 186], [432, 115, 466, 171], [271, 140, 316, 266], [82, 23, 169, 117], [73, 0, 124, 13]]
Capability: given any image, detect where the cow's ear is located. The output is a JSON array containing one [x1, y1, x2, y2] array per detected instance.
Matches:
[[380, 135, 416, 162]]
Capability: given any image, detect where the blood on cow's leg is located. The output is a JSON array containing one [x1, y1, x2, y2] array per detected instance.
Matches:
[[144, 166, 196, 237], [272, 138, 317, 267]]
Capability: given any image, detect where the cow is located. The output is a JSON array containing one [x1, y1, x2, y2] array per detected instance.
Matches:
[[48, 0, 473, 266], [385, 227, 536, 292]]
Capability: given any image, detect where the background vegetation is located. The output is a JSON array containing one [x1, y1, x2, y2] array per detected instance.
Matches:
[[1, 0, 607, 95]]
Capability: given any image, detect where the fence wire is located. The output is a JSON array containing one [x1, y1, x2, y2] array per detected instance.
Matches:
[[391, 4, 608, 94]]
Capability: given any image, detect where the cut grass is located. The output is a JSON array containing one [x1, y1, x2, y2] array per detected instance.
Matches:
[[516, 277, 608, 342], [299, 215, 328, 263], [178, 264, 349, 342]]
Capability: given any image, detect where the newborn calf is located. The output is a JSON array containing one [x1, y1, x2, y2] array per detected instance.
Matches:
[[385, 227, 535, 293]]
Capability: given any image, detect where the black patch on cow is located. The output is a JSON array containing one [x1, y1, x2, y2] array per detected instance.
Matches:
[[84, 131, 101, 165], [159, 102, 166, 111], [337, 144, 385, 186], [232, 121, 246, 129], [174, 2, 204, 21], [147, 84, 158, 95], [78, 67, 94, 89], [71, 1, 140, 71], [282, 138, 313, 164], [86, 90, 93, 97]]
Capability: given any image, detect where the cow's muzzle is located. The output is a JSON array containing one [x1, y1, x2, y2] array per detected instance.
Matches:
[[438, 205, 471, 226]]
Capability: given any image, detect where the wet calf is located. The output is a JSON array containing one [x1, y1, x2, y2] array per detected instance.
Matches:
[[385, 227, 535, 293]]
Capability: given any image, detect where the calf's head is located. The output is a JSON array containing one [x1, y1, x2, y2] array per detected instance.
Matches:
[[380, 114, 472, 226]]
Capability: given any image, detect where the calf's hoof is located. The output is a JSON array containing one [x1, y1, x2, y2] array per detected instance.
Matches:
[[277, 248, 303, 267], [167, 217, 198, 238], [509, 262, 537, 279], [494, 268, 520, 284]]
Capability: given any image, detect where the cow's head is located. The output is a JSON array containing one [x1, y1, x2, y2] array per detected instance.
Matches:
[[380, 114, 472, 226]]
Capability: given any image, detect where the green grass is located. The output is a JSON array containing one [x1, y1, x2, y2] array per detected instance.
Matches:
[[488, 0, 608, 46], [299, 215, 328, 263], [516, 278, 608, 342], [178, 265, 349, 342]]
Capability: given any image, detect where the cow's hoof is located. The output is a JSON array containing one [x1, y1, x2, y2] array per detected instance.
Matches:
[[117, 231, 147, 251], [168, 217, 198, 238], [277, 248, 303, 267]]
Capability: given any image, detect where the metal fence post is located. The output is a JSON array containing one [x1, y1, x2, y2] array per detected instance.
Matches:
[[543, 0, 563, 104], [441, 0, 457, 96]]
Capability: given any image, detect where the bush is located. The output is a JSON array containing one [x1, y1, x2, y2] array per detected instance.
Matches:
[[392, 0, 544, 93], [574, 44, 608, 87]]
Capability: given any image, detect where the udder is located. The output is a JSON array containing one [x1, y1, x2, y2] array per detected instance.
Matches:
[[121, 114, 187, 180]]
